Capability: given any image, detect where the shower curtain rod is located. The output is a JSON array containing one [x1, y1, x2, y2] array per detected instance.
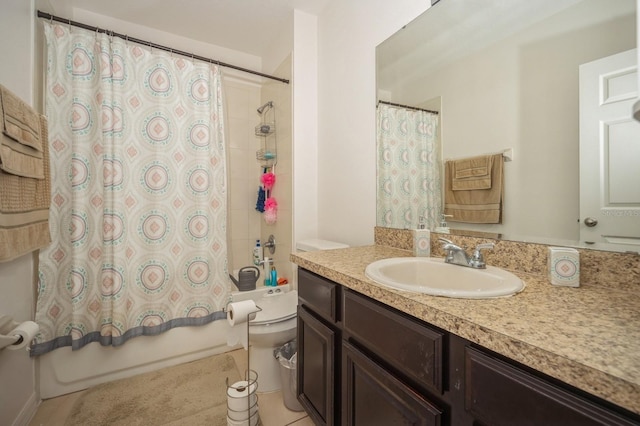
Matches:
[[377, 100, 439, 115], [36, 10, 290, 84]]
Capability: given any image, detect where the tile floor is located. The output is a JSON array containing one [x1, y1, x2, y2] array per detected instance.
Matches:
[[29, 349, 314, 426]]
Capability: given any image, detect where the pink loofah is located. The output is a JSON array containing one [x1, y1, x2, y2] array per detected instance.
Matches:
[[264, 197, 277, 224], [261, 172, 276, 190]]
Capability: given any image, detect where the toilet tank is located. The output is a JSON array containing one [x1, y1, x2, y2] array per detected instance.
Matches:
[[296, 239, 349, 252]]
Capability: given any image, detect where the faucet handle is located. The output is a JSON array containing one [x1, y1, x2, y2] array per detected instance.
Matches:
[[438, 237, 454, 246], [438, 237, 461, 263], [474, 242, 495, 252], [438, 237, 457, 251], [471, 243, 495, 268]]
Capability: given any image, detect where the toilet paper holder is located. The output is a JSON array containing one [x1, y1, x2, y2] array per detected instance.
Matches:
[[0, 315, 38, 351], [224, 302, 262, 423]]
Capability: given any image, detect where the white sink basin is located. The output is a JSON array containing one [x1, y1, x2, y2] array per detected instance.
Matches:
[[365, 257, 524, 299]]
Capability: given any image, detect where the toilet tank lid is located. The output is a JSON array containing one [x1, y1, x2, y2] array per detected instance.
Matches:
[[296, 239, 349, 251]]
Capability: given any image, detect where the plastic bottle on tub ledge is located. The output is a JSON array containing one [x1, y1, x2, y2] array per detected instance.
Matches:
[[253, 239, 263, 266], [263, 257, 271, 286]]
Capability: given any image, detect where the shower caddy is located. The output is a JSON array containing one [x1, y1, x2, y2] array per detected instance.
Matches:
[[255, 101, 278, 225], [255, 101, 277, 169]]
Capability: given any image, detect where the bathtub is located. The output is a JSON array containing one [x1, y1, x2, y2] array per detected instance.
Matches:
[[38, 313, 230, 398], [38, 284, 295, 399]]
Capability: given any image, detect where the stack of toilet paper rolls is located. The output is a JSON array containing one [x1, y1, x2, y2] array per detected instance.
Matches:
[[227, 377, 259, 426]]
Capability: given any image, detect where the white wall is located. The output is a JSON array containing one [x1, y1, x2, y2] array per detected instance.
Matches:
[[315, 1, 430, 246], [292, 10, 319, 245], [0, 2, 40, 425]]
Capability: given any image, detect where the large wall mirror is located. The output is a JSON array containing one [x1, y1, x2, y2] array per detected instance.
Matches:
[[376, 0, 640, 253]]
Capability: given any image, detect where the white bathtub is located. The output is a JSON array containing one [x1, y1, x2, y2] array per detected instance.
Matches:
[[38, 315, 230, 398], [37, 284, 295, 399]]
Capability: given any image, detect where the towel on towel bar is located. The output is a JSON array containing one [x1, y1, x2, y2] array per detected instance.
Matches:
[[0, 84, 45, 179], [451, 154, 492, 190], [444, 153, 503, 224], [0, 113, 51, 262]]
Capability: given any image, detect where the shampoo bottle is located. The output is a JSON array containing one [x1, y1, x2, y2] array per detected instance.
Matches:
[[253, 239, 263, 266], [263, 257, 271, 286]]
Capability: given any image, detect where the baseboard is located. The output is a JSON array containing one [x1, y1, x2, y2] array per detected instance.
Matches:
[[12, 391, 39, 426]]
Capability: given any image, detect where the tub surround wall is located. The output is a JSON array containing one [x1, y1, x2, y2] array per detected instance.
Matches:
[[290, 227, 640, 416], [259, 56, 294, 285]]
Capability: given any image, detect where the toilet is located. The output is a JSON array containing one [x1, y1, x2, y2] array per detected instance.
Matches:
[[249, 287, 298, 392], [229, 285, 297, 392], [231, 239, 348, 393]]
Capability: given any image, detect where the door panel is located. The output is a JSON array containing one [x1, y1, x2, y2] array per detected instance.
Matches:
[[579, 48, 640, 246]]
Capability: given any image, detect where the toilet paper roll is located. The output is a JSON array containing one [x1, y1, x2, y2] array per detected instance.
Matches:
[[226, 300, 259, 326], [226, 300, 259, 349], [227, 380, 258, 412], [6, 321, 39, 351]]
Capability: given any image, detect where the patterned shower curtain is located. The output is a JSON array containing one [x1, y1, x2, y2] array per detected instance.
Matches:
[[376, 103, 442, 230], [32, 23, 229, 355]]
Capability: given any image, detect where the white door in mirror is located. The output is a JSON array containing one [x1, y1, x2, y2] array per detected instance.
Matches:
[[579, 49, 640, 247]]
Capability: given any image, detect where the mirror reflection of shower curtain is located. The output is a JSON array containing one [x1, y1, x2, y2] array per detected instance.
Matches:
[[33, 23, 229, 355], [376, 104, 441, 230]]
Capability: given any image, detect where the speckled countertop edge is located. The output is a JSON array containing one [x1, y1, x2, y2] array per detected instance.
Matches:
[[290, 245, 640, 416]]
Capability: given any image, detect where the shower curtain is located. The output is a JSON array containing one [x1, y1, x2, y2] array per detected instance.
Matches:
[[376, 103, 441, 230], [32, 23, 229, 355]]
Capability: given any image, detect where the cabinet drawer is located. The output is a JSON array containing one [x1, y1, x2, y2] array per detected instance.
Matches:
[[298, 269, 340, 323], [465, 347, 638, 426], [343, 289, 444, 394]]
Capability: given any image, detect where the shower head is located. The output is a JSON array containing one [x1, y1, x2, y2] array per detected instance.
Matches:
[[257, 101, 273, 115]]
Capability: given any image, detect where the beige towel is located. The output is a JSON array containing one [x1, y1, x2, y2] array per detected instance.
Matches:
[[0, 85, 45, 179], [444, 153, 503, 224], [0, 114, 51, 262], [452, 154, 492, 190]]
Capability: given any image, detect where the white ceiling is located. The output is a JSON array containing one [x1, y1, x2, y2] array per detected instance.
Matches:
[[48, 0, 331, 57]]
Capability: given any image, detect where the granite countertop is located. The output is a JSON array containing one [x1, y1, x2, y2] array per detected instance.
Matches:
[[290, 245, 640, 416]]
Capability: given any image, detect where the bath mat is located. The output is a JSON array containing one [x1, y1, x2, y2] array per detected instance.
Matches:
[[65, 353, 241, 426]]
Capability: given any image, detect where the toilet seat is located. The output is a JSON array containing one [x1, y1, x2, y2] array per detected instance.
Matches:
[[250, 312, 296, 325], [249, 290, 297, 326]]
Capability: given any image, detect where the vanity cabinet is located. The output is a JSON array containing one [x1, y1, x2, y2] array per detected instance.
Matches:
[[297, 268, 640, 426], [297, 269, 342, 426]]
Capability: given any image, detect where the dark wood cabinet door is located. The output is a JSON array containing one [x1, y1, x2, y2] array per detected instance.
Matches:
[[297, 305, 338, 426], [465, 347, 639, 426], [342, 341, 443, 426], [343, 289, 444, 394]]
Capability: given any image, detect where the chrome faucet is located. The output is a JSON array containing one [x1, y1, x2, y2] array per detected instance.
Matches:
[[438, 238, 494, 269]]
